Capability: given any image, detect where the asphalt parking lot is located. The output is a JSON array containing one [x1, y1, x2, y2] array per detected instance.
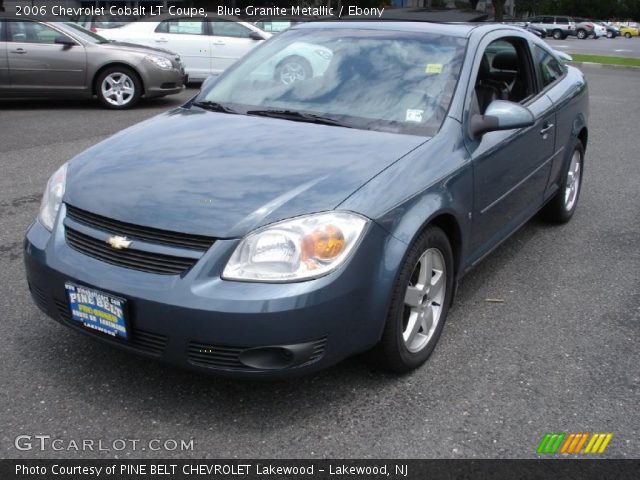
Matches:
[[546, 35, 640, 57], [1, 65, 639, 459]]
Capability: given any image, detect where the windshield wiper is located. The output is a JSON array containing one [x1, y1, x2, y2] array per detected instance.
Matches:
[[192, 101, 238, 114], [245, 109, 350, 128]]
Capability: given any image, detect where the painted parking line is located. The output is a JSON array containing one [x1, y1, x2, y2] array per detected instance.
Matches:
[[614, 49, 632, 52]]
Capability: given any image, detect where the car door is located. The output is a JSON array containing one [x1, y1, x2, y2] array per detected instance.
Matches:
[[7, 20, 86, 91], [153, 18, 209, 79], [465, 35, 556, 263], [0, 20, 9, 91], [209, 21, 263, 74]]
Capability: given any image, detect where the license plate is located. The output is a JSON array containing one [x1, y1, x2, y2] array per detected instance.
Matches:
[[65, 283, 128, 339]]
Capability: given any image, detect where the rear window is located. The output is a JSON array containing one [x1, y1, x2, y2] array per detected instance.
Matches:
[[535, 45, 565, 88]]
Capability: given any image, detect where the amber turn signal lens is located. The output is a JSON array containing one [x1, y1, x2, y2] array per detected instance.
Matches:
[[302, 224, 345, 261]]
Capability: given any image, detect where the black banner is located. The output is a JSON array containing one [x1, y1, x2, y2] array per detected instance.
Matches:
[[3, 459, 640, 480]]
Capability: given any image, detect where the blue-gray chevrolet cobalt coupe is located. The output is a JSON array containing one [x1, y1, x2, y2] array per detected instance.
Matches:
[[24, 22, 588, 378]]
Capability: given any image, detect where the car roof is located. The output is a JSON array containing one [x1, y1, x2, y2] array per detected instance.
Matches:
[[293, 21, 526, 39], [293, 21, 481, 37]]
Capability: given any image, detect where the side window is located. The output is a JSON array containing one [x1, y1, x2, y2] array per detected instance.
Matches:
[[0, 20, 4, 41], [542, 17, 553, 24], [211, 21, 252, 38], [155, 19, 204, 35], [474, 37, 535, 114], [8, 21, 61, 44], [535, 45, 565, 88], [558, 17, 570, 24]]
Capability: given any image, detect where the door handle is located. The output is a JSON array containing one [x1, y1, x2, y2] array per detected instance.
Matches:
[[540, 123, 554, 135], [155, 37, 168, 43], [10, 48, 27, 54], [212, 40, 225, 45]]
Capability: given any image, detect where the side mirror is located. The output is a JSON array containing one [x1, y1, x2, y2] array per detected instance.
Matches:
[[470, 100, 535, 139], [249, 31, 265, 41], [55, 35, 76, 46]]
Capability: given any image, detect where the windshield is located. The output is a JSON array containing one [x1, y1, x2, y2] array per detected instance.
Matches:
[[62, 22, 109, 43], [196, 27, 467, 135]]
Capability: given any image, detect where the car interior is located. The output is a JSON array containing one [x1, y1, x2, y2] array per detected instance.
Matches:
[[474, 38, 536, 114]]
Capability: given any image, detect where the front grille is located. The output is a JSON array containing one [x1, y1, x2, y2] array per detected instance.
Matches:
[[187, 337, 327, 371], [55, 299, 167, 355], [65, 228, 197, 275], [66, 205, 215, 251]]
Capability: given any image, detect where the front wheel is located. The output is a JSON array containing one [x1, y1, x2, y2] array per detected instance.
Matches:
[[607, 31, 613, 38], [552, 29, 563, 40], [275, 57, 312, 85], [625, 32, 632, 39], [541, 139, 584, 223], [577, 29, 587, 39], [96, 67, 141, 109], [375, 226, 454, 373]]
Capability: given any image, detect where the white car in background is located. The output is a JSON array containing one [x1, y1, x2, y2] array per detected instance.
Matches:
[[100, 15, 271, 81]]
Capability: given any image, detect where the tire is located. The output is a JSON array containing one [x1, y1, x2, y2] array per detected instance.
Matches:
[[375, 226, 454, 373], [541, 139, 584, 224], [95, 66, 141, 109], [625, 32, 631, 39], [275, 56, 312, 86], [607, 31, 613, 38], [552, 29, 563, 40], [577, 29, 587, 39]]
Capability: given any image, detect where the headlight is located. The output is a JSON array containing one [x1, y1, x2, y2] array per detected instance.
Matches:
[[38, 163, 67, 231], [223, 211, 368, 282], [144, 55, 172, 70]]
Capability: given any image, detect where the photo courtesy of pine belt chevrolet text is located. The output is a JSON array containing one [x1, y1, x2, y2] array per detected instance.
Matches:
[[24, 21, 589, 378]]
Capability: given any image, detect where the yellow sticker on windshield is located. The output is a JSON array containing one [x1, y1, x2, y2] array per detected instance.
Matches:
[[425, 63, 444, 74]]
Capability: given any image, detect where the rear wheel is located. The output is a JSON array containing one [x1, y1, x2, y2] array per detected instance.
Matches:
[[577, 29, 587, 39], [606, 31, 613, 38], [625, 32, 632, 39], [552, 29, 563, 40], [96, 66, 141, 109], [542, 139, 584, 223], [376, 226, 454, 373]]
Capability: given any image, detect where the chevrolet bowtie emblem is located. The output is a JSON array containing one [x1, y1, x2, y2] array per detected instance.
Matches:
[[106, 235, 132, 250]]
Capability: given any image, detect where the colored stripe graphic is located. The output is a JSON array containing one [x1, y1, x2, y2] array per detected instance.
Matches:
[[541, 433, 613, 454], [585, 433, 613, 454], [537, 433, 565, 454]]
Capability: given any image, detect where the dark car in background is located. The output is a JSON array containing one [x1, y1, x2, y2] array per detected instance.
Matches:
[[528, 15, 576, 39], [24, 22, 588, 378], [0, 17, 185, 108]]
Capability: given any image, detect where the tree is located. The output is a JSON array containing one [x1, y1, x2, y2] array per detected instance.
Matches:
[[492, 0, 506, 21]]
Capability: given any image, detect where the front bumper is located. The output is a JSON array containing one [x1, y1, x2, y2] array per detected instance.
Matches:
[[142, 66, 187, 98], [23, 209, 406, 378]]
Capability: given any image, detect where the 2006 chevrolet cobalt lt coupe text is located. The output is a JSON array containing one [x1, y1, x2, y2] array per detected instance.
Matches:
[[24, 22, 588, 378]]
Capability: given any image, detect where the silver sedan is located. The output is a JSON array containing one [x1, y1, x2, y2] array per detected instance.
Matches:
[[0, 17, 186, 108]]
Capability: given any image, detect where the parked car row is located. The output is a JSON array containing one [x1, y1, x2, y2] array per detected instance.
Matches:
[[527, 15, 638, 39]]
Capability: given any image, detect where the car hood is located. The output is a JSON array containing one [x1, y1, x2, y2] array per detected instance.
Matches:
[[65, 108, 428, 238], [97, 41, 176, 57]]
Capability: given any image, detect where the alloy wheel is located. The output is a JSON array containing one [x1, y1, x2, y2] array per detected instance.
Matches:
[[402, 248, 446, 353], [101, 72, 136, 107], [564, 149, 582, 211]]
